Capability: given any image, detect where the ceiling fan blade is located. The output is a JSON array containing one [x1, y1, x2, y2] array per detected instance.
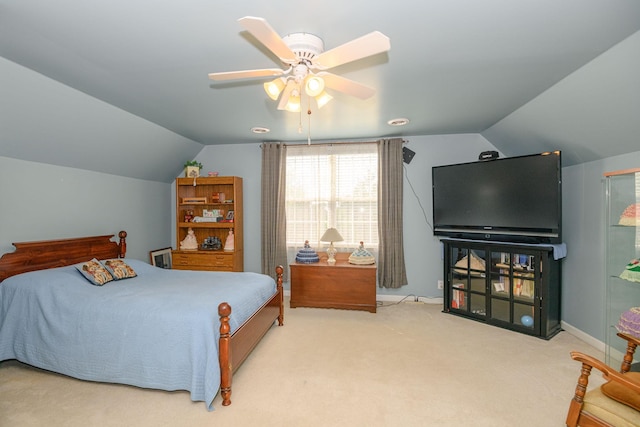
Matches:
[[238, 16, 298, 64], [312, 31, 390, 70], [208, 68, 284, 81], [317, 72, 376, 99], [277, 80, 297, 110]]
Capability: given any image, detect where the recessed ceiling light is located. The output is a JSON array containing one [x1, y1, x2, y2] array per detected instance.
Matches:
[[387, 118, 409, 127], [251, 127, 270, 134]]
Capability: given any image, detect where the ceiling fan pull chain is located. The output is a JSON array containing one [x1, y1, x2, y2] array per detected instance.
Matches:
[[307, 107, 312, 145], [298, 100, 303, 134]]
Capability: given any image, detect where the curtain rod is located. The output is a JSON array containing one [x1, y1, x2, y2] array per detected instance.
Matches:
[[260, 139, 408, 148]]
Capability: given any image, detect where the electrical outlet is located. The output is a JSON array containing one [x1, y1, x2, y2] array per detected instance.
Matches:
[[405, 296, 424, 304], [437, 280, 444, 290]]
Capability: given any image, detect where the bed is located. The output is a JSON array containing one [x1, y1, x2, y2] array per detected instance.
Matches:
[[0, 231, 284, 409]]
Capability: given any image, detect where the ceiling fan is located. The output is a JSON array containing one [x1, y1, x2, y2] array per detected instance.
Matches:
[[208, 16, 391, 112]]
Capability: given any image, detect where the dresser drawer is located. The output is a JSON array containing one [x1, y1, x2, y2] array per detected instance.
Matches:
[[172, 251, 234, 270]]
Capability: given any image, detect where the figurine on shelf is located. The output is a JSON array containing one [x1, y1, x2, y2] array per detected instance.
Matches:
[[180, 227, 198, 250], [224, 229, 234, 251], [184, 209, 194, 223]]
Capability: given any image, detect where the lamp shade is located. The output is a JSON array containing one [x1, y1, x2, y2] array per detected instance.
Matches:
[[285, 90, 301, 112], [320, 228, 344, 242], [264, 77, 286, 101], [305, 75, 325, 97], [315, 91, 333, 109]]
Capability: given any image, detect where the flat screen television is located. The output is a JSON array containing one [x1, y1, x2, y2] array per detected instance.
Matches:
[[432, 151, 561, 244]]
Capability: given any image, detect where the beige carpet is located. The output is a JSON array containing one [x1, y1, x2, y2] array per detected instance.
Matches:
[[0, 300, 603, 427]]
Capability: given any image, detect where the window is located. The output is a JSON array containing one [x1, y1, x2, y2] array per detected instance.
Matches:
[[285, 143, 378, 259]]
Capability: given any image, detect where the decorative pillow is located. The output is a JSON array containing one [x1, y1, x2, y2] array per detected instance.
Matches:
[[102, 259, 137, 280], [75, 258, 114, 286], [600, 372, 640, 411]]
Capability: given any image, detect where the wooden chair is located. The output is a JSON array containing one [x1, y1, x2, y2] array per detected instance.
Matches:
[[566, 332, 640, 426]]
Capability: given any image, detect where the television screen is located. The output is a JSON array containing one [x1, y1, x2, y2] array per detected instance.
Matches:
[[432, 151, 561, 243]]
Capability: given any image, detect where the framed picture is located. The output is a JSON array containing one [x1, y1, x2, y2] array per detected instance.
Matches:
[[226, 210, 234, 221], [149, 247, 172, 269]]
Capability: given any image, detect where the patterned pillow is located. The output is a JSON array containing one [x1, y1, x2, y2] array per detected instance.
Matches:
[[102, 259, 137, 280], [75, 258, 114, 286]]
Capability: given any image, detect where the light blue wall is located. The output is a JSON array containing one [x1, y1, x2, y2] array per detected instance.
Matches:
[[0, 156, 171, 261], [5, 135, 639, 345], [184, 134, 499, 297], [0, 57, 203, 183], [187, 140, 640, 344], [561, 149, 640, 341]]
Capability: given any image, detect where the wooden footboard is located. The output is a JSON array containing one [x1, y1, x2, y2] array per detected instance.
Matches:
[[218, 265, 284, 406]]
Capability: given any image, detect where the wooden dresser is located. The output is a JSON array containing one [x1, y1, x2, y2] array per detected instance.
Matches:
[[289, 253, 377, 313]]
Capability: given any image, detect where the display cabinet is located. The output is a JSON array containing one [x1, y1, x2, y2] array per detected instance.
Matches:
[[173, 176, 243, 271], [442, 239, 562, 339], [604, 168, 640, 368]]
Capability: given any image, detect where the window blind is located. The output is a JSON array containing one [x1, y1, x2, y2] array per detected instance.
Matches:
[[285, 143, 378, 255]]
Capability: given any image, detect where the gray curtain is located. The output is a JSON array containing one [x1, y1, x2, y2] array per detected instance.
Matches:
[[377, 138, 408, 288], [260, 143, 288, 281]]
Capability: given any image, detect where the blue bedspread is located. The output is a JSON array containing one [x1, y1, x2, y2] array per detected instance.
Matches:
[[0, 259, 277, 410]]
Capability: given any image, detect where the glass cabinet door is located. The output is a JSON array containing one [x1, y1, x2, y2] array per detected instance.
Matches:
[[604, 169, 640, 368], [448, 246, 487, 318], [489, 249, 537, 331], [489, 250, 511, 324]]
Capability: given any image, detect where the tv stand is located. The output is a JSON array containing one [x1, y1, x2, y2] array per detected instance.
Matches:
[[441, 239, 562, 339]]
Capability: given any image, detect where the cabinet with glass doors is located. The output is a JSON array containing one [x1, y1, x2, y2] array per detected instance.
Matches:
[[604, 168, 640, 369], [442, 239, 562, 339]]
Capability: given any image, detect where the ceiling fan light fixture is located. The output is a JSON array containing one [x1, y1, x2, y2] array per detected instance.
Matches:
[[210, 17, 391, 115], [286, 90, 301, 112], [315, 91, 332, 109], [304, 75, 325, 97], [264, 77, 286, 100]]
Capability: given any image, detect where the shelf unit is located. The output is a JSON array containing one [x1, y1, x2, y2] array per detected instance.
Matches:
[[604, 168, 640, 368], [174, 176, 243, 271], [442, 239, 562, 339]]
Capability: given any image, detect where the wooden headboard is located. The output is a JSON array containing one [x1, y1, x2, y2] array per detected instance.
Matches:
[[0, 231, 127, 282]]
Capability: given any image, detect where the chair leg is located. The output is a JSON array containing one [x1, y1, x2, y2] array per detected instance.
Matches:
[[621, 340, 637, 374], [566, 363, 592, 427]]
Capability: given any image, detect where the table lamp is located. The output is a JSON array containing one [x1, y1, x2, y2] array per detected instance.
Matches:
[[320, 228, 344, 265]]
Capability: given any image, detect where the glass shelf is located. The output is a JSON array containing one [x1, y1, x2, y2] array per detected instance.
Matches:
[[604, 168, 640, 367]]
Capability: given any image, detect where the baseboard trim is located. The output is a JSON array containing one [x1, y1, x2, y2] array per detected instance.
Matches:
[[284, 290, 443, 305], [561, 321, 605, 353], [376, 294, 444, 305]]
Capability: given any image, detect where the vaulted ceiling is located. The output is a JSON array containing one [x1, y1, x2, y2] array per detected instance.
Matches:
[[1, 0, 639, 180]]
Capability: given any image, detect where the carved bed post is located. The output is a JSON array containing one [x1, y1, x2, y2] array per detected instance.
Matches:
[[276, 265, 284, 326], [118, 230, 127, 258], [218, 302, 232, 406]]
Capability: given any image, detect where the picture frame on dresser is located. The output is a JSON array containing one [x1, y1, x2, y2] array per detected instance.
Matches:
[[150, 247, 172, 269]]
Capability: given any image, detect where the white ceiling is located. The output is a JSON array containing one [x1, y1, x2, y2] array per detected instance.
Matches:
[[1, 0, 639, 170]]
